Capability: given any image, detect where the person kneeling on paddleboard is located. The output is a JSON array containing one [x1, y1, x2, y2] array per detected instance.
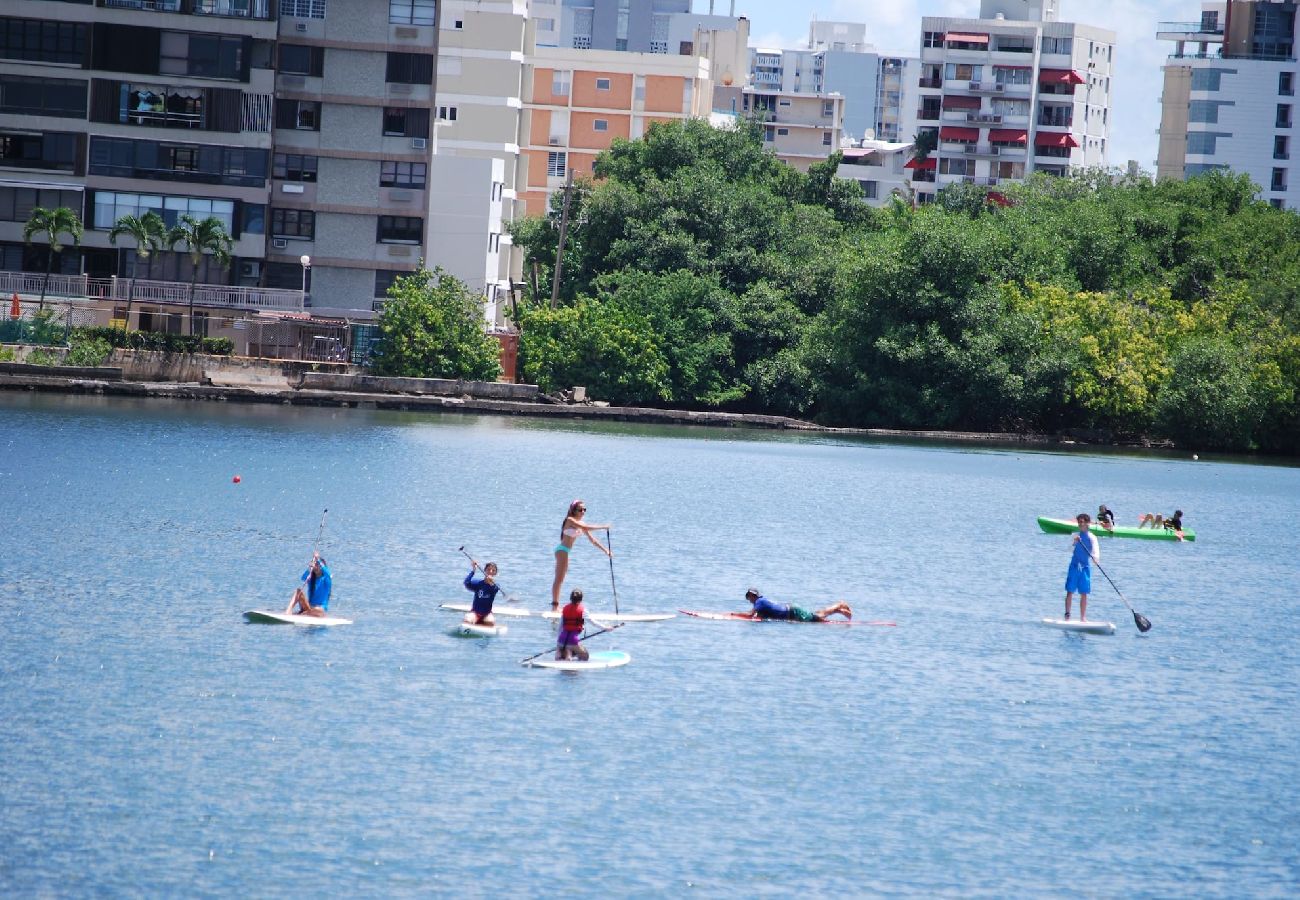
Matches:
[[1063, 514, 1099, 621], [555, 589, 613, 661], [463, 559, 501, 626], [742, 588, 852, 622], [287, 553, 331, 618]]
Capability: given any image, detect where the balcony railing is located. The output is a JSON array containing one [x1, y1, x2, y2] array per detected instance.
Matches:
[[1157, 21, 1224, 35], [0, 271, 95, 302], [101, 0, 271, 15], [919, 77, 942, 89], [968, 81, 1005, 93], [111, 278, 305, 311]]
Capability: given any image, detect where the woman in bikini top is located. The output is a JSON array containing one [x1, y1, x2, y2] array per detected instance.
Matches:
[[551, 499, 611, 608]]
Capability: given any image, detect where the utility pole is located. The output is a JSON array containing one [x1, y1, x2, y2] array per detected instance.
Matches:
[[550, 166, 574, 308]]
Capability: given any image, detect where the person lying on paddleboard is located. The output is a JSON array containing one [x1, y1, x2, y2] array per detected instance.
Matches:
[[551, 499, 611, 609], [555, 588, 613, 660], [741, 588, 852, 622], [1063, 514, 1099, 621], [286, 553, 331, 618], [463, 559, 501, 626], [1137, 509, 1187, 541], [1097, 504, 1116, 532]]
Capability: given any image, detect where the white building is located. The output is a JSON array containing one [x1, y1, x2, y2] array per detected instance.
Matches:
[[912, 0, 1115, 203], [1157, 1, 1298, 208], [836, 139, 915, 206]]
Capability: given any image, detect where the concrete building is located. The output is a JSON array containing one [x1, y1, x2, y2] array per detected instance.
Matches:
[[533, 0, 741, 55], [520, 46, 712, 216], [912, 0, 1115, 203], [1157, 1, 1299, 208], [740, 86, 844, 171], [836, 139, 915, 205]]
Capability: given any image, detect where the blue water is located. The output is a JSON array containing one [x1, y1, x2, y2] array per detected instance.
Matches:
[[1, 394, 1297, 896]]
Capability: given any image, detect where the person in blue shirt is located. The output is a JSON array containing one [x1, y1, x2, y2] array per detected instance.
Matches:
[[286, 552, 331, 618], [742, 588, 852, 622], [1064, 513, 1099, 621], [463, 558, 501, 626]]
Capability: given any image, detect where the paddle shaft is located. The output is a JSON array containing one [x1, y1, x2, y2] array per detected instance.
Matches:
[[288, 508, 328, 613], [606, 528, 620, 616], [520, 622, 625, 664], [1088, 551, 1152, 632], [457, 545, 517, 603]]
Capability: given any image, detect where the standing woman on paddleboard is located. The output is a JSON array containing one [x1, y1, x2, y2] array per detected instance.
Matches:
[[551, 499, 611, 609], [1063, 514, 1099, 621]]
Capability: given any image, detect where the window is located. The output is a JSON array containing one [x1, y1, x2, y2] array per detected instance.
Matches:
[[537, 17, 556, 32], [0, 131, 79, 172], [452, 19, 463, 29], [386, 52, 433, 84], [547, 151, 566, 177], [595, 78, 611, 91], [0, 19, 88, 66], [160, 32, 246, 81], [375, 269, 404, 297], [944, 63, 980, 81], [763, 126, 774, 142], [389, 0, 435, 25], [593, 119, 608, 132], [1271, 197, 1285, 209], [92, 191, 235, 232], [939, 157, 972, 176], [572, 35, 592, 49], [1272, 167, 1287, 191], [282, 0, 326, 18], [383, 107, 429, 138], [1276, 135, 1290, 160], [380, 160, 426, 187], [1187, 132, 1218, 155], [1282, 72, 1295, 96], [994, 66, 1032, 85], [241, 202, 264, 234], [0, 75, 86, 118], [275, 99, 320, 130], [552, 70, 571, 96], [860, 180, 877, 200], [437, 105, 457, 121], [1041, 36, 1072, 55], [822, 131, 831, 146], [1190, 69, 1224, 91], [1278, 104, 1293, 128], [822, 100, 835, 117], [776, 127, 789, 136], [280, 45, 324, 77], [488, 232, 500, 253], [778, 99, 792, 107], [273, 152, 318, 181], [377, 215, 422, 243], [923, 31, 943, 49], [1038, 104, 1072, 127], [271, 207, 315, 239], [0, 186, 82, 224]]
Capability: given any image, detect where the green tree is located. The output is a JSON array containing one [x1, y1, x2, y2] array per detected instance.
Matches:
[[166, 215, 233, 336], [22, 206, 82, 311], [108, 211, 167, 333], [371, 267, 502, 381]]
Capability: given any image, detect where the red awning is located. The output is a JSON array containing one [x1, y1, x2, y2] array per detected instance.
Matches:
[[989, 128, 1028, 143], [1034, 131, 1080, 148], [941, 95, 982, 110], [904, 156, 937, 170], [939, 125, 979, 142], [1039, 68, 1085, 85], [946, 32, 989, 44]]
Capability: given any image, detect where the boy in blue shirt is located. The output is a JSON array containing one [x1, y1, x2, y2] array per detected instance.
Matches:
[[742, 588, 852, 622], [286, 553, 331, 618]]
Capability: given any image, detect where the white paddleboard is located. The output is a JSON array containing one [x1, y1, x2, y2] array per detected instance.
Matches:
[[244, 610, 353, 627], [539, 611, 675, 623], [449, 621, 508, 638], [1041, 618, 1115, 635], [525, 650, 631, 671], [440, 603, 532, 618]]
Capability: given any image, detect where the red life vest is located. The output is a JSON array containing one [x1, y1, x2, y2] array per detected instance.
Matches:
[[561, 602, 584, 632]]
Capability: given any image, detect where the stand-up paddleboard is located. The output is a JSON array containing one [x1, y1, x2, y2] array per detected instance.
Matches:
[[1037, 516, 1196, 542], [524, 650, 630, 671], [679, 610, 896, 626], [1041, 618, 1115, 635], [244, 610, 353, 626], [540, 610, 675, 623], [449, 621, 508, 638], [440, 603, 532, 618]]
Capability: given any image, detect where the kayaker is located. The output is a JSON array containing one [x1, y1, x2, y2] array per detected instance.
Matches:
[[555, 588, 612, 660], [286, 552, 331, 618], [550, 499, 611, 610], [1097, 504, 1116, 531], [1064, 514, 1099, 621], [1164, 509, 1186, 542], [463, 559, 501, 626], [741, 588, 852, 622]]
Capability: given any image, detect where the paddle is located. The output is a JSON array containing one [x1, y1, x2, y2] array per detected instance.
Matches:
[[457, 546, 520, 603], [520, 622, 625, 665], [605, 528, 620, 616], [285, 508, 328, 614], [1089, 553, 1152, 633]]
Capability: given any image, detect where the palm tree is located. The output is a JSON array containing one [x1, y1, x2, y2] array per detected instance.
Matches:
[[108, 211, 166, 333], [168, 214, 233, 336], [22, 206, 83, 311]]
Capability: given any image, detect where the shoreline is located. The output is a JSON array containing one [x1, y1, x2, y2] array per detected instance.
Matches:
[[0, 369, 1158, 450]]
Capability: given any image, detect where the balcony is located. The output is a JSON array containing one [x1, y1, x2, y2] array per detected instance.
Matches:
[[101, 0, 272, 17], [919, 77, 942, 89], [917, 108, 940, 121], [1156, 21, 1224, 41], [966, 112, 1003, 124], [968, 81, 1005, 94]]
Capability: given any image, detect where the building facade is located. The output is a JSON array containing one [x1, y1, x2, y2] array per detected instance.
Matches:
[[740, 87, 844, 171], [1157, 1, 1299, 208], [911, 0, 1115, 203], [532, 0, 740, 54]]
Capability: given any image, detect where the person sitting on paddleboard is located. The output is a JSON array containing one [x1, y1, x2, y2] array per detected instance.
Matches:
[[287, 552, 331, 618], [463, 559, 501, 626], [1064, 514, 1099, 621], [1097, 504, 1116, 531], [1164, 509, 1186, 542], [551, 499, 611, 610], [742, 588, 852, 622]]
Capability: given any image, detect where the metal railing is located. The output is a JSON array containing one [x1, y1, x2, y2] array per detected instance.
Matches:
[[110, 278, 306, 311], [0, 271, 90, 301], [1157, 21, 1224, 35]]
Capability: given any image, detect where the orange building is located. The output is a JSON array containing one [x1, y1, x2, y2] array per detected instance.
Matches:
[[520, 47, 714, 216]]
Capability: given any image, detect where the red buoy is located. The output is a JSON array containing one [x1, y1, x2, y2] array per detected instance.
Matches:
[[232, 475, 242, 484]]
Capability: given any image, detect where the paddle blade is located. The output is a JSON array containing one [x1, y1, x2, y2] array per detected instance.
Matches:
[[1133, 611, 1152, 632]]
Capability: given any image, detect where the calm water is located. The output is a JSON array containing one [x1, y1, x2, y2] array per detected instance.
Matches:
[[1, 394, 1297, 896]]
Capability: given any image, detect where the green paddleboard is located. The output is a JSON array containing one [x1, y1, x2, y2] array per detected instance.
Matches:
[[1037, 516, 1196, 542]]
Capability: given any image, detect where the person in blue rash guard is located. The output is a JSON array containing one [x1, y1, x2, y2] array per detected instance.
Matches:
[[741, 588, 852, 622], [286, 552, 331, 618], [463, 558, 501, 626], [1063, 513, 1100, 621]]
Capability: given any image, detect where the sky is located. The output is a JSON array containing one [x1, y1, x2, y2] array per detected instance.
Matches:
[[710, 0, 1194, 169]]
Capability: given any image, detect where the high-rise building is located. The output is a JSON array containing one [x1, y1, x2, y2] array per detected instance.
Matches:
[[911, 0, 1115, 203], [1157, 1, 1298, 208], [533, 0, 741, 55], [740, 86, 845, 172]]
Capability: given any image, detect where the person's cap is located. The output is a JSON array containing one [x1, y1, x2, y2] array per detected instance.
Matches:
[[745, 587, 760, 599]]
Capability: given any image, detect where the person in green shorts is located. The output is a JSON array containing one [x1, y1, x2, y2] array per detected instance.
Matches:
[[742, 588, 852, 622]]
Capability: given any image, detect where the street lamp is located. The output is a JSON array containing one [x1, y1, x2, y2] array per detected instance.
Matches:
[[300, 254, 311, 306]]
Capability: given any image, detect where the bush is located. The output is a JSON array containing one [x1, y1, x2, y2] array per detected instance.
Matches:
[[370, 267, 502, 381], [65, 334, 113, 367], [25, 349, 62, 366], [73, 326, 233, 356]]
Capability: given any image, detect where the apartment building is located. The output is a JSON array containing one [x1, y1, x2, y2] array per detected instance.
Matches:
[[740, 87, 844, 171], [1157, 1, 1299, 208], [0, 0, 278, 295], [837, 138, 914, 206], [532, 0, 740, 54], [912, 0, 1115, 203], [520, 46, 712, 216]]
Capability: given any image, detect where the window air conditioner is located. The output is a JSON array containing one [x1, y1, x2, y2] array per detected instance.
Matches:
[[548, 137, 560, 145], [271, 238, 289, 249], [295, 22, 307, 32], [411, 137, 428, 149]]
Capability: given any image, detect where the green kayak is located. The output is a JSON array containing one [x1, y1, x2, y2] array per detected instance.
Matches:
[[1037, 516, 1196, 542]]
